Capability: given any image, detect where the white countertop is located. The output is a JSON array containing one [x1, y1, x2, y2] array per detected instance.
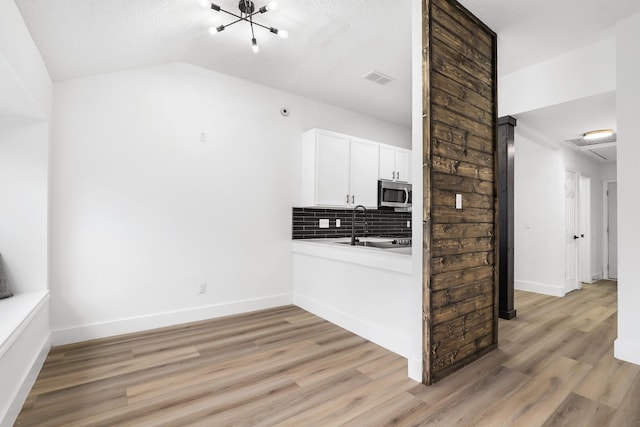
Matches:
[[291, 237, 412, 274]]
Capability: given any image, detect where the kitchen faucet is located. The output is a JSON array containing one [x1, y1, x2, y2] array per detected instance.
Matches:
[[351, 205, 368, 245]]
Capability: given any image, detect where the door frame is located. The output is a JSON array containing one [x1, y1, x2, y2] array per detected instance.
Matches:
[[579, 175, 591, 284], [603, 179, 618, 280]]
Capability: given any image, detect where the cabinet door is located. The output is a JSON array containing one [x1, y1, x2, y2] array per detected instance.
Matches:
[[315, 131, 351, 206], [379, 144, 396, 181], [350, 138, 380, 208], [395, 148, 412, 183]]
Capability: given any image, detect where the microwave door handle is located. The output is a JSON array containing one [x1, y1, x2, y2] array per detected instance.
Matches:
[[404, 188, 409, 205]]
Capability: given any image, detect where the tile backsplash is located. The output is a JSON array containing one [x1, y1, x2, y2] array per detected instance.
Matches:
[[292, 207, 412, 239]]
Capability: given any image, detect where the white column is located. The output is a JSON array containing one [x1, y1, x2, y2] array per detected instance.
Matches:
[[614, 12, 640, 365]]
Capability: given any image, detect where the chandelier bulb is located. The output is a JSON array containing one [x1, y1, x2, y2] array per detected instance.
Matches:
[[209, 25, 225, 35], [278, 29, 289, 39], [251, 38, 260, 53], [267, 1, 278, 11]]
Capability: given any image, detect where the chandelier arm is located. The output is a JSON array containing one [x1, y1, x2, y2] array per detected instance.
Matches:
[[220, 17, 244, 29], [248, 20, 275, 32], [218, 8, 245, 21], [247, 8, 269, 19], [249, 9, 258, 40]]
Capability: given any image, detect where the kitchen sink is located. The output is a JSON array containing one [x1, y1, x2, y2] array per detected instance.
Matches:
[[335, 240, 406, 249]]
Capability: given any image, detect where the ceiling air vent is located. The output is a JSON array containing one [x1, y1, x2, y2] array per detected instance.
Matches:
[[363, 70, 395, 86]]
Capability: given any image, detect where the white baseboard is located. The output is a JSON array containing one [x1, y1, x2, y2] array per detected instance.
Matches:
[[293, 295, 410, 359], [515, 280, 565, 297], [407, 357, 422, 382], [51, 294, 292, 346], [1, 335, 50, 427], [614, 339, 640, 366]]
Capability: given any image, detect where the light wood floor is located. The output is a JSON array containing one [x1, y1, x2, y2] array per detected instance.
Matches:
[[16, 280, 640, 426]]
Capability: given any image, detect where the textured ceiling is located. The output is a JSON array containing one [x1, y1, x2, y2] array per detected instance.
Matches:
[[16, 0, 412, 127], [16, 0, 640, 133]]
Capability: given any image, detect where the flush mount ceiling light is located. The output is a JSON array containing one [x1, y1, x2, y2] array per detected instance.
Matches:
[[583, 129, 614, 140], [208, 0, 288, 53]]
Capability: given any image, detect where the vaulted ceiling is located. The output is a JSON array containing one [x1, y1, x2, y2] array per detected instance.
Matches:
[[16, 0, 640, 148]]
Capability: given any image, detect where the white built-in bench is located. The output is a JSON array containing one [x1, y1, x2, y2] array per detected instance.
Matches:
[[0, 290, 50, 427], [0, 290, 49, 356]]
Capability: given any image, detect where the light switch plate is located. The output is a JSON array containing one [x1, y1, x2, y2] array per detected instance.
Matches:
[[319, 218, 330, 228], [455, 194, 462, 209]]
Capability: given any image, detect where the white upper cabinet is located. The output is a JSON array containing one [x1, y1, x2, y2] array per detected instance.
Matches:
[[301, 129, 410, 208], [379, 144, 396, 181], [301, 129, 378, 208], [395, 148, 411, 183], [379, 144, 411, 183], [350, 137, 380, 207], [313, 130, 351, 206]]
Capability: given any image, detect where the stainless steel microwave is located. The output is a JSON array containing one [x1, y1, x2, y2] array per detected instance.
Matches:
[[378, 180, 412, 208]]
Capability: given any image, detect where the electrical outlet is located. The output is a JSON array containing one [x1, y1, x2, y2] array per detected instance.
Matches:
[[319, 219, 329, 229], [455, 193, 462, 210], [199, 283, 207, 294], [407, 221, 411, 228], [199, 132, 207, 143], [336, 219, 341, 228]]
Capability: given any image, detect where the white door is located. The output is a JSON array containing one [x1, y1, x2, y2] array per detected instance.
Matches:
[[608, 181, 618, 279], [579, 176, 591, 284], [315, 131, 351, 206], [350, 138, 380, 208], [395, 148, 412, 183], [565, 170, 579, 293]]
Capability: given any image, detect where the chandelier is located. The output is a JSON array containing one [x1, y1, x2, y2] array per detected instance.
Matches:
[[208, 0, 289, 53]]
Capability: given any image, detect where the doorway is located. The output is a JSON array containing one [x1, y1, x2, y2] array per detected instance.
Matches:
[[564, 170, 579, 293], [605, 181, 618, 280], [579, 176, 591, 284]]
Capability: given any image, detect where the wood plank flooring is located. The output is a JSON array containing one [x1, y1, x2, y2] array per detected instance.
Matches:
[[16, 280, 640, 426]]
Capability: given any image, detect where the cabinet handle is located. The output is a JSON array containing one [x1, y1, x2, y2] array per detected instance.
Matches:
[[352, 195, 355, 204], [346, 194, 349, 204], [392, 171, 396, 179], [397, 171, 400, 180]]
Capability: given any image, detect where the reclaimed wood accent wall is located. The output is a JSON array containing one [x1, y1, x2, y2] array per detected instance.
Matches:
[[422, 0, 498, 384]]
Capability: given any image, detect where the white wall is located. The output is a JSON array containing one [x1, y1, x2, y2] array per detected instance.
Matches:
[[614, 12, 640, 366], [514, 129, 606, 296], [293, 252, 413, 358], [499, 37, 616, 117], [50, 62, 411, 344], [409, 0, 424, 382], [0, 118, 49, 293], [0, 0, 51, 294], [0, 0, 52, 119], [601, 162, 617, 181], [513, 131, 565, 295]]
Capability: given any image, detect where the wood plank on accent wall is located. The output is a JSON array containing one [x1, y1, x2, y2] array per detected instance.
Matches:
[[432, 265, 494, 291], [433, 121, 493, 154], [433, 139, 493, 168], [423, 0, 497, 384]]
